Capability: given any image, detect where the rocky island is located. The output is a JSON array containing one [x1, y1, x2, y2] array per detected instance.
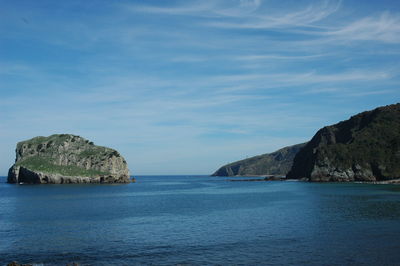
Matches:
[[212, 143, 306, 177], [8, 134, 131, 184], [287, 103, 400, 182]]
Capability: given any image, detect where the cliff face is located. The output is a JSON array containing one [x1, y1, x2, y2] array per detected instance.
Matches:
[[212, 143, 307, 176], [8, 134, 130, 184], [287, 103, 400, 182]]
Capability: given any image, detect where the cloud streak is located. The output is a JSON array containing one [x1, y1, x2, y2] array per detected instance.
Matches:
[[208, 1, 341, 29], [127, 0, 400, 46], [126, 0, 263, 17], [326, 12, 400, 43]]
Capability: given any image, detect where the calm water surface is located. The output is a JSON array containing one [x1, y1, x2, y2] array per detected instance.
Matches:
[[0, 175, 399, 265]]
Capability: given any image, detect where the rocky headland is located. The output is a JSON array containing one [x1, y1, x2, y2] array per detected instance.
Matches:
[[286, 103, 400, 182], [8, 134, 131, 184], [212, 143, 306, 177]]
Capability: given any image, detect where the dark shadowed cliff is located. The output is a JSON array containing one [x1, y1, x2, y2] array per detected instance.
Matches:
[[287, 103, 400, 182], [212, 143, 307, 176]]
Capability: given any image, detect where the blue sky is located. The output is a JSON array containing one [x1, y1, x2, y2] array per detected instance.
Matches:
[[1, 0, 399, 175]]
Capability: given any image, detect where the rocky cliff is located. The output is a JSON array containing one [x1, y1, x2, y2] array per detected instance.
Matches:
[[8, 134, 131, 184], [212, 143, 307, 176], [287, 103, 400, 182]]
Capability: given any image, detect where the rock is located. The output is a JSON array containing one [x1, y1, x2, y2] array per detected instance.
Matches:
[[7, 134, 130, 184], [212, 143, 307, 176], [264, 175, 286, 181], [229, 178, 266, 182], [287, 103, 400, 182], [7, 262, 32, 266]]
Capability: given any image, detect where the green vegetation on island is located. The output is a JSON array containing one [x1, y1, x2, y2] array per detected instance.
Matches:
[[15, 156, 109, 177]]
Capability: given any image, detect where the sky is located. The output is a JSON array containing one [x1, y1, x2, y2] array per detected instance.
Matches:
[[1, 0, 400, 175]]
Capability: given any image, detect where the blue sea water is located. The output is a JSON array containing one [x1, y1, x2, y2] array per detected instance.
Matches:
[[0, 175, 400, 265]]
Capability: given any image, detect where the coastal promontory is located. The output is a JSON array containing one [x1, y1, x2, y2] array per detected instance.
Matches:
[[286, 103, 400, 182], [212, 143, 307, 177], [8, 134, 131, 184]]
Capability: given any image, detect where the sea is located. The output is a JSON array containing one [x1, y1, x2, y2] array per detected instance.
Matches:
[[0, 175, 400, 266]]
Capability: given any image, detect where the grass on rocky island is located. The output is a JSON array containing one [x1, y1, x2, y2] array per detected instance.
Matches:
[[17, 134, 74, 150], [17, 134, 120, 160], [16, 156, 110, 177]]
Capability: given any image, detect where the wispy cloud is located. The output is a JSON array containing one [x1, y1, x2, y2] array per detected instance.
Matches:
[[126, 1, 215, 16], [301, 87, 396, 97], [234, 53, 331, 61], [345, 89, 396, 97], [302, 87, 341, 94], [127, 0, 400, 46], [129, 0, 341, 29], [126, 0, 263, 17], [208, 69, 393, 88], [326, 12, 400, 43], [208, 1, 341, 29]]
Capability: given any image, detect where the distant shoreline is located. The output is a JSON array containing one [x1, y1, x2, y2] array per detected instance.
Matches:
[[223, 176, 400, 184]]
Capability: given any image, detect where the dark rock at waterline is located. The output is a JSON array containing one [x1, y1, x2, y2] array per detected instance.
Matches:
[[8, 262, 79, 266], [7, 262, 32, 266], [265, 175, 286, 181], [228, 175, 287, 182], [229, 178, 266, 182], [287, 103, 400, 182], [8, 134, 131, 184]]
